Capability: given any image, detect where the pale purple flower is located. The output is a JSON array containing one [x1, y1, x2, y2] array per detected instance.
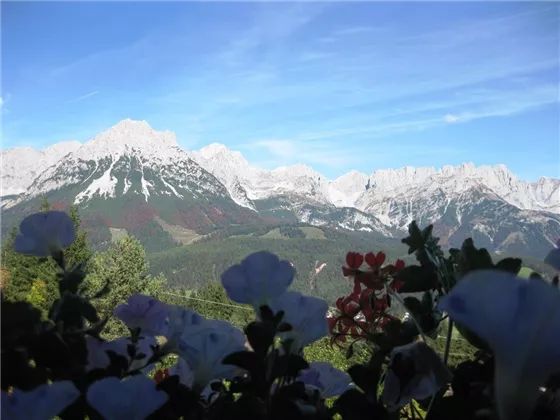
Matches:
[[2, 381, 80, 420], [86, 336, 158, 373], [87, 375, 168, 420], [14, 211, 76, 257], [270, 291, 329, 350], [114, 294, 168, 336], [175, 319, 247, 389], [298, 362, 354, 398], [439, 270, 560, 420], [168, 356, 195, 387], [164, 305, 207, 340], [221, 251, 295, 310], [382, 341, 451, 408]]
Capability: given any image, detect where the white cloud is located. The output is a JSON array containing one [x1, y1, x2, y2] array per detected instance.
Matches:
[[444, 114, 461, 123], [0, 93, 12, 107], [0, 93, 12, 112]]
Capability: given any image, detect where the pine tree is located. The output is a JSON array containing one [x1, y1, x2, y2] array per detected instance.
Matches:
[[64, 204, 92, 270], [84, 235, 167, 339]]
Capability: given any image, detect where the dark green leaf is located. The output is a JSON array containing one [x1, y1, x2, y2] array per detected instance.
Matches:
[[397, 266, 438, 293]]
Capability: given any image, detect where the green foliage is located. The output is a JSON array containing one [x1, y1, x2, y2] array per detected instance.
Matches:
[[64, 204, 93, 269], [1, 199, 93, 318], [1, 226, 58, 316], [26, 279, 48, 309], [83, 235, 167, 339]]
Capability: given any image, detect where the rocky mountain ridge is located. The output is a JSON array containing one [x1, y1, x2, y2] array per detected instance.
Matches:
[[2, 119, 558, 257]]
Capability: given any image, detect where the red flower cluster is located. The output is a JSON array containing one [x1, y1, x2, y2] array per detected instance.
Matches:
[[328, 251, 406, 346], [153, 368, 170, 384]]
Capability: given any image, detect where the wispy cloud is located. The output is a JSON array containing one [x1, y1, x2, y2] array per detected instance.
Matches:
[[333, 26, 383, 36], [0, 93, 12, 114], [3, 2, 558, 179], [444, 114, 461, 124], [65, 90, 100, 104]]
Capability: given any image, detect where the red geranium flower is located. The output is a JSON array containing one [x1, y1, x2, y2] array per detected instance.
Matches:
[[365, 251, 386, 269], [342, 252, 364, 277]]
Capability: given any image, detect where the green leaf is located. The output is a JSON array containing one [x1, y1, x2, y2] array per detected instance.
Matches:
[[397, 266, 438, 293]]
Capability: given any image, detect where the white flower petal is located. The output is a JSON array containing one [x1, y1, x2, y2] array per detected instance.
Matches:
[[176, 320, 246, 389], [13, 235, 45, 257], [168, 357, 195, 387], [164, 305, 207, 340], [15, 211, 76, 257], [382, 342, 450, 408], [114, 294, 168, 336], [221, 251, 295, 308], [271, 291, 329, 349], [439, 270, 560, 368], [439, 270, 560, 420], [2, 381, 80, 420], [299, 362, 353, 398], [87, 376, 168, 420]]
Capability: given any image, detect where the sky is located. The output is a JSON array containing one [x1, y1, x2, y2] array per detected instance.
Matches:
[[1, 1, 559, 181]]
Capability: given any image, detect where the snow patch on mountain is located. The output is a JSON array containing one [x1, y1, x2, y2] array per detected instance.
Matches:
[[75, 159, 118, 204]]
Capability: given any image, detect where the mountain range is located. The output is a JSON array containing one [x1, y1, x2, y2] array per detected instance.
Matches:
[[2, 119, 559, 258]]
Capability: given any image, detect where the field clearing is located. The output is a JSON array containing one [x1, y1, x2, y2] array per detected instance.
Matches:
[[300, 226, 326, 239], [109, 227, 128, 242], [155, 217, 203, 245]]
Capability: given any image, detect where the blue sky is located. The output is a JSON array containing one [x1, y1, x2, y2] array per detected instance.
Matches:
[[1, 1, 558, 181]]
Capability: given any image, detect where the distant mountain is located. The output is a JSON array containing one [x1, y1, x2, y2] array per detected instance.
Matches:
[[2, 119, 558, 258], [1, 119, 261, 252]]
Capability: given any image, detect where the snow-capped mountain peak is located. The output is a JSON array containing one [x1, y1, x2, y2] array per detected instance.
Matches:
[[74, 119, 179, 161]]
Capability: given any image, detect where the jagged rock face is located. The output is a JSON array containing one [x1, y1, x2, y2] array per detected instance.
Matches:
[[2, 119, 559, 257]]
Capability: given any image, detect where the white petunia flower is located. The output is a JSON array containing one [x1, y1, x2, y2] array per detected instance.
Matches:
[[163, 305, 207, 341], [1, 381, 80, 420], [113, 294, 169, 336], [175, 319, 247, 390], [87, 375, 168, 420], [14, 211, 76, 257], [298, 362, 354, 398], [85, 336, 158, 374], [221, 251, 295, 311], [382, 341, 451, 408], [439, 270, 560, 420], [270, 291, 329, 350]]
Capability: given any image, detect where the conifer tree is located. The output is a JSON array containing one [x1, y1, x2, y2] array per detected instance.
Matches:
[[64, 203, 93, 270], [84, 235, 167, 339]]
